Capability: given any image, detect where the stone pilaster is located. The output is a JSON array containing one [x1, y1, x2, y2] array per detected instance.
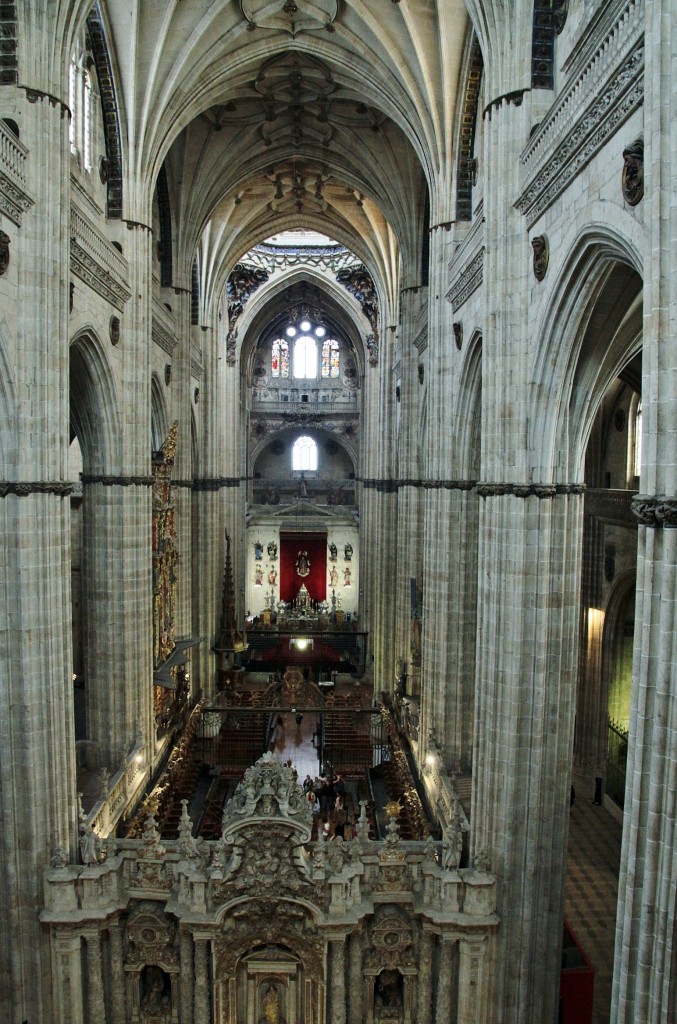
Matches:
[[434, 934, 455, 1023], [109, 920, 126, 1024], [51, 929, 85, 1024], [84, 928, 106, 1024], [193, 937, 210, 1024], [612, 3, 677, 1019], [348, 929, 363, 1024], [457, 936, 488, 1024], [416, 929, 435, 1024], [329, 937, 346, 1024], [180, 929, 194, 1024], [169, 286, 194, 643]]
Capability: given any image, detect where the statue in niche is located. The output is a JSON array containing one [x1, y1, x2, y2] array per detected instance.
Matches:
[[295, 550, 310, 577], [255, 564, 264, 586], [343, 567, 351, 587], [268, 566, 278, 586], [329, 566, 338, 587], [254, 541, 264, 560], [260, 984, 282, 1024], [328, 542, 337, 561], [266, 487, 280, 506], [375, 969, 403, 1011], [140, 965, 171, 1019], [267, 541, 278, 560], [344, 543, 353, 561]]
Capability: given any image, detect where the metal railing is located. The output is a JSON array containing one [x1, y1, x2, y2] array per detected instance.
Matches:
[[606, 718, 629, 809]]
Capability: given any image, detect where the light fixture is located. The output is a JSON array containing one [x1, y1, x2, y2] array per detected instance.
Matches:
[[135, 753, 143, 765], [286, 326, 296, 337], [300, 319, 311, 331], [315, 325, 326, 337]]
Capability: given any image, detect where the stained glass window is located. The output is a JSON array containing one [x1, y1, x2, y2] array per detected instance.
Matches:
[[271, 338, 289, 378], [321, 339, 340, 378]]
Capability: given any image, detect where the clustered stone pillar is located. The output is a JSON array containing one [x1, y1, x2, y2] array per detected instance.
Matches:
[[457, 936, 487, 1024], [51, 928, 85, 1024], [329, 936, 346, 1024], [611, 5, 677, 1020]]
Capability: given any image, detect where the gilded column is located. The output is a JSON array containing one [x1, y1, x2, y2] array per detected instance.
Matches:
[[84, 928, 106, 1024], [329, 937, 346, 1024], [180, 929, 194, 1024], [193, 937, 210, 1024], [416, 929, 435, 1024]]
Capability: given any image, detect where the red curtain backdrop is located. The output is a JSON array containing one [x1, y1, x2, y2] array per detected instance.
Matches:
[[280, 532, 327, 603]]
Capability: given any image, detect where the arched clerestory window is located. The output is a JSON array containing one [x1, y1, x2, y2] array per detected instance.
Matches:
[[292, 435, 318, 471]]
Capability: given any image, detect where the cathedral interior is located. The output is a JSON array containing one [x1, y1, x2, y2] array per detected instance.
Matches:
[[0, 1, 675, 1023]]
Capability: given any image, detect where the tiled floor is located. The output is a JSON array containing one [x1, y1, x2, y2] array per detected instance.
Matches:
[[565, 784, 623, 1024]]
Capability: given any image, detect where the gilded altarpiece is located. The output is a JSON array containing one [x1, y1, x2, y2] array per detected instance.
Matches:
[[152, 423, 179, 726]]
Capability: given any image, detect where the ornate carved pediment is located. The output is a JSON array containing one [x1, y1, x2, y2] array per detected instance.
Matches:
[[222, 753, 313, 836], [364, 906, 416, 972], [125, 903, 179, 970]]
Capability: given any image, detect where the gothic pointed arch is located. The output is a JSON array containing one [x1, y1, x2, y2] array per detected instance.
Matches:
[[69, 327, 121, 473]]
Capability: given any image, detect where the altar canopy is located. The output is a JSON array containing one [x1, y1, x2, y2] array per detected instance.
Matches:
[[280, 532, 327, 603]]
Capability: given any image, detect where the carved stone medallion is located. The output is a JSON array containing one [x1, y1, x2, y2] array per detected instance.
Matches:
[[622, 139, 644, 206], [531, 234, 548, 282]]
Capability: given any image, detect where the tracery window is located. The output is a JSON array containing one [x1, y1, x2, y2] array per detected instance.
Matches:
[[269, 316, 337, 380], [292, 435, 318, 471], [321, 338, 340, 378], [271, 338, 289, 378]]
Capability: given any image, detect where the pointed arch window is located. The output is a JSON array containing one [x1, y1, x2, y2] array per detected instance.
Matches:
[[272, 338, 289, 378], [83, 67, 93, 171], [321, 338, 340, 378], [292, 435, 318, 471]]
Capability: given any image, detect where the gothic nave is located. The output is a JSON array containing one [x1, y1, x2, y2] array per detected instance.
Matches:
[[0, 1, 675, 1022]]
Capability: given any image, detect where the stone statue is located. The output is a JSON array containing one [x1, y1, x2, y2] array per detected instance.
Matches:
[[140, 965, 171, 1017], [375, 969, 403, 1009], [442, 820, 463, 870]]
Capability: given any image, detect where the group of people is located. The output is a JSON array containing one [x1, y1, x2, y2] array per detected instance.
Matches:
[[302, 771, 350, 840]]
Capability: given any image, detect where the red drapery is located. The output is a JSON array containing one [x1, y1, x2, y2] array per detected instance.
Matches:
[[280, 532, 327, 603]]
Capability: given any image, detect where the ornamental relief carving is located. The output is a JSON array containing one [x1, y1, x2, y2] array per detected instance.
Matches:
[[214, 898, 323, 978]]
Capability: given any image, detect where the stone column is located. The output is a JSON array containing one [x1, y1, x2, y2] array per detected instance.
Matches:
[[109, 919, 126, 1024], [329, 937, 346, 1024], [193, 936, 210, 1024], [180, 929, 194, 1024], [416, 929, 435, 1024], [434, 934, 455, 1024], [84, 928, 106, 1024], [168, 285, 194, 643], [457, 936, 488, 1024], [348, 929, 363, 1024], [612, 2, 677, 1018], [0, 87, 78, 1024]]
